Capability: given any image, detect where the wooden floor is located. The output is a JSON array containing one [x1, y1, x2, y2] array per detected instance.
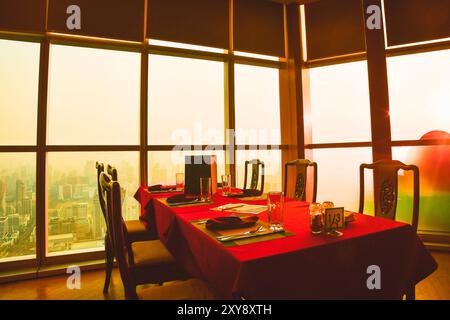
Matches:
[[0, 252, 448, 300]]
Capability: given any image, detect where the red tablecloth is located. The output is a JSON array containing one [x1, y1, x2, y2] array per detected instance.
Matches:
[[134, 187, 437, 299]]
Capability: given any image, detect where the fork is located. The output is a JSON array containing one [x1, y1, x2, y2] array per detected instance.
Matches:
[[216, 225, 264, 241]]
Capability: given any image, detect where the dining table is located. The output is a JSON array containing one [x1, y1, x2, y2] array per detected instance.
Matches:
[[134, 186, 437, 300]]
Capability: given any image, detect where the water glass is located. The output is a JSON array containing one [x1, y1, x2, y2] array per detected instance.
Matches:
[[310, 202, 323, 234], [221, 174, 231, 196], [175, 173, 184, 191], [200, 177, 212, 202], [322, 201, 334, 212], [267, 192, 284, 231]]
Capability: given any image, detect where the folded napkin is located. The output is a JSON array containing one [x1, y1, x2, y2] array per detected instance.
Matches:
[[166, 194, 198, 204], [206, 215, 258, 230], [148, 184, 176, 192], [226, 189, 262, 198]]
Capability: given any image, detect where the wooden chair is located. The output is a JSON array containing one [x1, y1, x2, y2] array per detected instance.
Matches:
[[103, 173, 214, 300], [283, 159, 317, 202], [358, 160, 420, 231], [243, 159, 265, 194], [358, 159, 420, 300], [106, 164, 152, 243], [96, 162, 153, 293]]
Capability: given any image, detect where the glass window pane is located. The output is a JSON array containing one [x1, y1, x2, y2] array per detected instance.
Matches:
[[312, 148, 373, 212], [148, 149, 226, 186], [393, 145, 450, 234], [47, 45, 140, 145], [0, 153, 36, 262], [0, 39, 40, 145], [235, 149, 282, 192], [309, 61, 372, 143], [47, 152, 139, 255], [148, 55, 225, 145], [387, 50, 450, 141], [235, 64, 281, 145]]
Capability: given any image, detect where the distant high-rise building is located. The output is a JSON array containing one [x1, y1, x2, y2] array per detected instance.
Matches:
[[92, 197, 104, 240], [65, 206, 74, 220], [23, 197, 32, 216], [60, 221, 73, 234], [0, 216, 8, 237], [73, 184, 89, 199], [0, 180, 6, 217], [75, 218, 90, 240], [48, 209, 59, 220], [74, 203, 88, 219], [5, 204, 15, 216], [8, 213, 20, 233], [62, 184, 73, 200], [16, 180, 26, 214]]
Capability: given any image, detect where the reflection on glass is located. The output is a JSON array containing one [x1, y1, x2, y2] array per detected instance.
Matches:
[[235, 64, 281, 145], [148, 150, 226, 186], [235, 150, 282, 192], [0, 39, 40, 145], [309, 61, 372, 143], [47, 152, 139, 255], [387, 49, 450, 141], [393, 142, 450, 234], [0, 153, 36, 262], [149, 39, 226, 54], [234, 51, 279, 61], [148, 55, 225, 145], [47, 45, 140, 145], [312, 148, 373, 213]]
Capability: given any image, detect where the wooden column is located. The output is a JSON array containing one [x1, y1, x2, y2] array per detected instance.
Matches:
[[36, 37, 50, 266], [280, 4, 306, 193], [362, 0, 392, 161], [139, 0, 149, 187], [225, 0, 236, 186]]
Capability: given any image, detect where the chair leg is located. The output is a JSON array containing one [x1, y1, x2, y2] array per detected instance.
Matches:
[[406, 286, 416, 300], [103, 235, 114, 293]]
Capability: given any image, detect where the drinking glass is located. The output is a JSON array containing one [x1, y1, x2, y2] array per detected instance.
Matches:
[[175, 173, 184, 191], [309, 202, 323, 234], [322, 201, 334, 211], [221, 174, 231, 196], [267, 192, 284, 231], [200, 177, 212, 202]]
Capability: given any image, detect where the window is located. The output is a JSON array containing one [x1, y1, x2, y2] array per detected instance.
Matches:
[[0, 153, 36, 262], [47, 152, 139, 255], [387, 50, 450, 141], [393, 146, 450, 234], [311, 148, 373, 212], [148, 54, 225, 146], [234, 64, 282, 192], [0, 39, 39, 262], [148, 150, 226, 186], [309, 61, 372, 144], [47, 45, 141, 145], [0, 39, 40, 145], [234, 64, 281, 146], [308, 61, 373, 212]]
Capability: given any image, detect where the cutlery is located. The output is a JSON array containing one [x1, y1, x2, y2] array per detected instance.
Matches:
[[218, 204, 244, 212], [217, 225, 264, 241], [217, 227, 285, 242]]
